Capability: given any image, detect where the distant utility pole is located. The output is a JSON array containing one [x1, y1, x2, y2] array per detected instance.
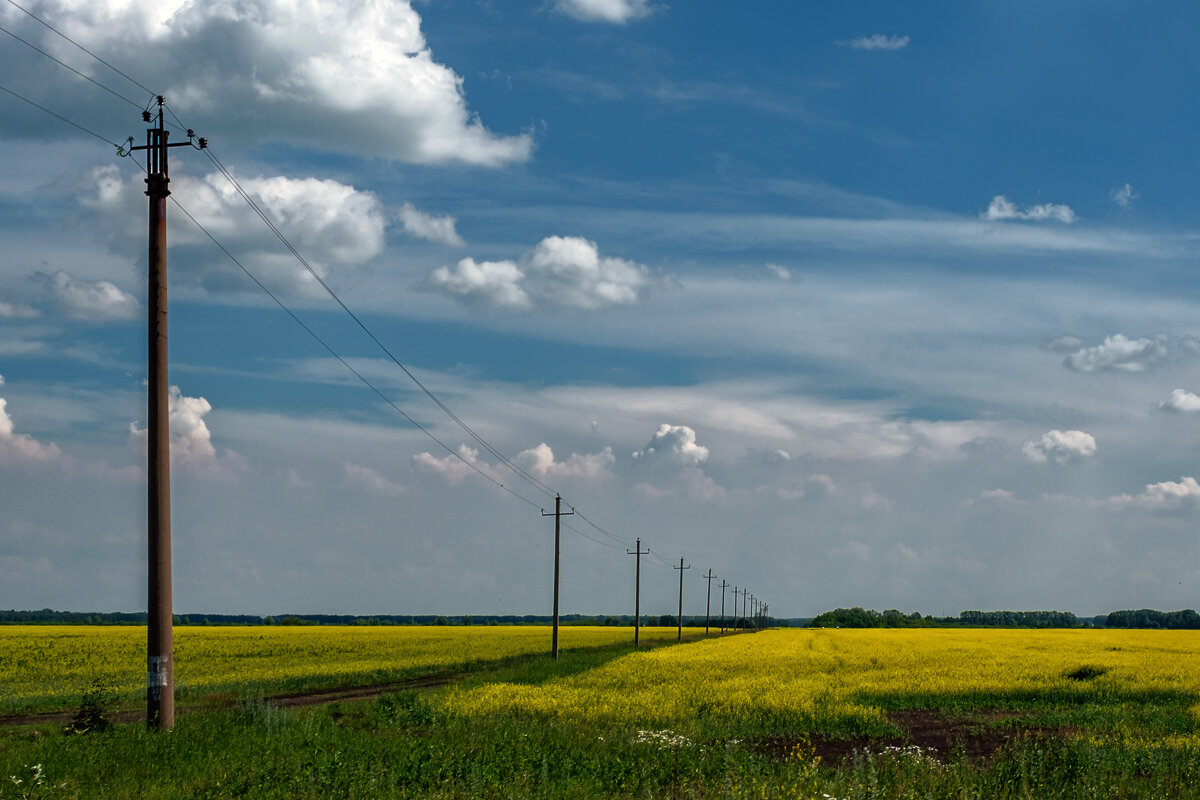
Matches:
[[674, 558, 691, 641], [732, 585, 738, 632], [128, 96, 205, 731], [719, 579, 728, 634], [626, 538, 649, 646], [741, 588, 749, 630], [703, 569, 716, 635], [542, 493, 573, 660]]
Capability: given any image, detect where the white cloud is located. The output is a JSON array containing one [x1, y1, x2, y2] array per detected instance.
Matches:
[[130, 386, 245, 478], [1040, 335, 1085, 353], [1111, 183, 1138, 208], [1109, 477, 1200, 513], [413, 444, 497, 485], [426, 236, 652, 310], [747, 447, 792, 465], [425, 258, 531, 309], [633, 424, 709, 467], [83, 167, 387, 296], [40, 270, 140, 321], [982, 195, 1076, 223], [0, 397, 64, 467], [12, 0, 530, 166], [839, 34, 910, 51], [1063, 334, 1167, 373], [0, 299, 40, 318], [765, 263, 791, 280], [1157, 389, 1200, 413], [554, 0, 654, 24], [398, 203, 465, 246], [528, 236, 650, 309], [515, 443, 615, 481], [344, 462, 405, 495], [1022, 429, 1097, 464]]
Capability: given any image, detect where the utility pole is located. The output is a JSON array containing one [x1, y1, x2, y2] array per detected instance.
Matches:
[[741, 588, 749, 630], [673, 558, 691, 641], [703, 569, 716, 635], [542, 493, 573, 660], [718, 579, 728, 634], [128, 96, 204, 731], [732, 585, 738, 632], [626, 538, 649, 646]]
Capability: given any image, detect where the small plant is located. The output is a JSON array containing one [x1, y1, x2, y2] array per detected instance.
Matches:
[[6, 763, 68, 799], [65, 681, 111, 734]]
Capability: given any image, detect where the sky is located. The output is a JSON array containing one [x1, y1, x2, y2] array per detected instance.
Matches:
[[2, 0, 1200, 619]]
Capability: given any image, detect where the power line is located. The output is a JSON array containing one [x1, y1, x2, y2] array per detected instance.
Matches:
[[2, 0, 157, 101], [196, 143, 558, 501], [163, 192, 544, 513], [0, 21, 147, 109], [0, 81, 125, 148]]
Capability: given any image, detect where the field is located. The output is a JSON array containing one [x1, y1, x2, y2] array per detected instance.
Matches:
[[3, 627, 1200, 798]]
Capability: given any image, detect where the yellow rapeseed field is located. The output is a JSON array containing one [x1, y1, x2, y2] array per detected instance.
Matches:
[[440, 628, 1200, 740], [0, 625, 689, 712]]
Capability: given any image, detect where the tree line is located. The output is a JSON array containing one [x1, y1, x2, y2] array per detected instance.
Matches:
[[808, 607, 1200, 629]]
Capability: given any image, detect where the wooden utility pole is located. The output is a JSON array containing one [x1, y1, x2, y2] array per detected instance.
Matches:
[[741, 588, 749, 629], [128, 97, 204, 730], [703, 569, 716, 634], [542, 494, 574, 660], [718, 579, 728, 634], [673, 558, 690, 641], [732, 585, 738, 632], [626, 538, 649, 646]]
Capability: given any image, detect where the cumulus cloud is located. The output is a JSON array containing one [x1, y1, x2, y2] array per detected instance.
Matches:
[[0, 299, 40, 318], [398, 203, 465, 246], [515, 443, 615, 481], [38, 270, 139, 321], [425, 258, 531, 309], [343, 462, 405, 495], [426, 236, 652, 310], [1040, 335, 1085, 353], [7, 0, 530, 166], [1022, 429, 1097, 464], [838, 34, 910, 51], [130, 386, 244, 478], [0, 397, 64, 467], [553, 0, 654, 23], [633, 424, 709, 467], [529, 236, 651, 309], [413, 445, 498, 485], [1111, 183, 1138, 208], [765, 263, 791, 280], [1110, 477, 1200, 513], [83, 167, 387, 296], [982, 195, 1076, 223], [747, 447, 792, 465], [1157, 389, 1200, 413], [1062, 334, 1167, 373]]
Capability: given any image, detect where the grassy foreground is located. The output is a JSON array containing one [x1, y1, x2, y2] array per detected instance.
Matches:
[[3, 628, 1200, 798]]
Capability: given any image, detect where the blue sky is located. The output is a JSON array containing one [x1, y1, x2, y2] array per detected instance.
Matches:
[[3, 0, 1200, 619]]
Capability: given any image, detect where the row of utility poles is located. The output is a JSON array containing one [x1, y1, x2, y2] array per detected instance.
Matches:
[[543, 501, 769, 661], [138, 104, 771, 732]]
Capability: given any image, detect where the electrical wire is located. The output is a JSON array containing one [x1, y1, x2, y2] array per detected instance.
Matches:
[[163, 192, 545, 513], [196, 143, 559, 501], [0, 81, 124, 147], [3, 0, 156, 101], [0, 22, 147, 109]]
